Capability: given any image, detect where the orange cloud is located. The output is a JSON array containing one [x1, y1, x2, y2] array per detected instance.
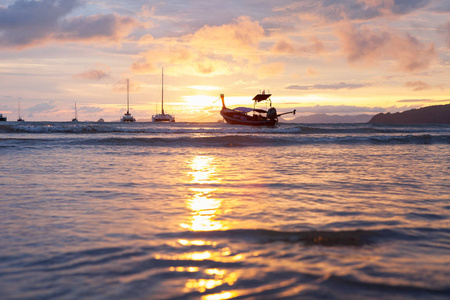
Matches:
[[336, 21, 437, 72], [306, 67, 319, 76], [131, 16, 266, 76], [186, 15, 265, 66]]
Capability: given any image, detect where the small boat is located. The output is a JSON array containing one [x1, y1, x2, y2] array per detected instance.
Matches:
[[0, 113, 6, 122], [17, 100, 25, 122], [121, 79, 136, 122], [152, 68, 175, 122], [72, 102, 79, 122], [220, 92, 295, 126]]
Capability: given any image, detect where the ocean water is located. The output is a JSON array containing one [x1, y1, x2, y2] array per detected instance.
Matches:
[[0, 121, 449, 300]]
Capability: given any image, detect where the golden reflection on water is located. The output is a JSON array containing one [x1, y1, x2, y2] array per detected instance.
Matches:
[[173, 156, 238, 297], [180, 156, 228, 232]]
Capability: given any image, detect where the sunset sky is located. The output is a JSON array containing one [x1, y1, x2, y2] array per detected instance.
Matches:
[[0, 0, 449, 121]]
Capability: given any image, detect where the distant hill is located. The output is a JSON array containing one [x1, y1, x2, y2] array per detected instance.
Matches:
[[369, 104, 450, 124], [290, 113, 373, 123]]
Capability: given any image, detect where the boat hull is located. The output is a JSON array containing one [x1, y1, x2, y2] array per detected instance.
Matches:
[[152, 114, 175, 122], [121, 118, 135, 122], [220, 110, 277, 126]]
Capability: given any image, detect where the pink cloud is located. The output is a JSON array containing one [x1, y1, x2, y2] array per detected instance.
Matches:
[[405, 80, 444, 91], [272, 37, 325, 55], [73, 67, 111, 81], [405, 80, 431, 91], [336, 22, 437, 72], [131, 59, 156, 74]]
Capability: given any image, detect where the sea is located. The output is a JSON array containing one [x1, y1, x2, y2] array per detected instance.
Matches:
[[0, 121, 449, 300]]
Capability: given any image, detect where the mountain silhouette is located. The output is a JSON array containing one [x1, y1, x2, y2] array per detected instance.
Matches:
[[369, 104, 450, 124]]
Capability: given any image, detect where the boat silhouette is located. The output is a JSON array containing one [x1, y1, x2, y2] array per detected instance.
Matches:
[[220, 92, 295, 126]]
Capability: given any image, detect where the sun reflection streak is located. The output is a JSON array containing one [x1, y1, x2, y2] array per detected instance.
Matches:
[[202, 291, 237, 300], [170, 155, 239, 297], [180, 156, 228, 232]]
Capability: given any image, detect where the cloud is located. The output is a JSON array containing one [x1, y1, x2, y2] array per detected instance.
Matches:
[[0, 0, 139, 49], [336, 21, 437, 72], [428, 1, 450, 13], [286, 82, 367, 90], [26, 101, 57, 117], [273, 0, 431, 25], [190, 16, 264, 53], [404, 80, 444, 91], [78, 106, 103, 113], [131, 16, 266, 76], [357, 0, 431, 16], [405, 80, 431, 91], [306, 67, 319, 77], [131, 59, 156, 73], [438, 21, 450, 48], [73, 67, 111, 81], [112, 78, 142, 93], [56, 14, 138, 42], [271, 37, 325, 55]]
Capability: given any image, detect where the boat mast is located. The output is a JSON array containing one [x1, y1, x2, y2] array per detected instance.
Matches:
[[127, 79, 130, 115], [161, 68, 164, 115], [18, 100, 21, 118], [75, 102, 78, 119]]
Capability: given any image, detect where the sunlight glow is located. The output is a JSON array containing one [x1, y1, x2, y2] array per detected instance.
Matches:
[[188, 85, 221, 91], [182, 95, 219, 107]]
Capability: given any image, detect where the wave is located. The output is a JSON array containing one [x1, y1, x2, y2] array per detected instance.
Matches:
[[1, 122, 449, 135], [2, 134, 449, 148], [0, 122, 302, 134], [3, 227, 448, 299], [158, 228, 402, 247]]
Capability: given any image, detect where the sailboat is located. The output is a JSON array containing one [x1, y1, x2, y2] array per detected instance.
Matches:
[[152, 68, 175, 122], [17, 100, 25, 122], [72, 102, 79, 122], [220, 91, 296, 126], [121, 79, 136, 122]]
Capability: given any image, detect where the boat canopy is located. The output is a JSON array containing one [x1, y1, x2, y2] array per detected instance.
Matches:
[[233, 107, 268, 114], [233, 107, 253, 113], [252, 93, 272, 102]]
